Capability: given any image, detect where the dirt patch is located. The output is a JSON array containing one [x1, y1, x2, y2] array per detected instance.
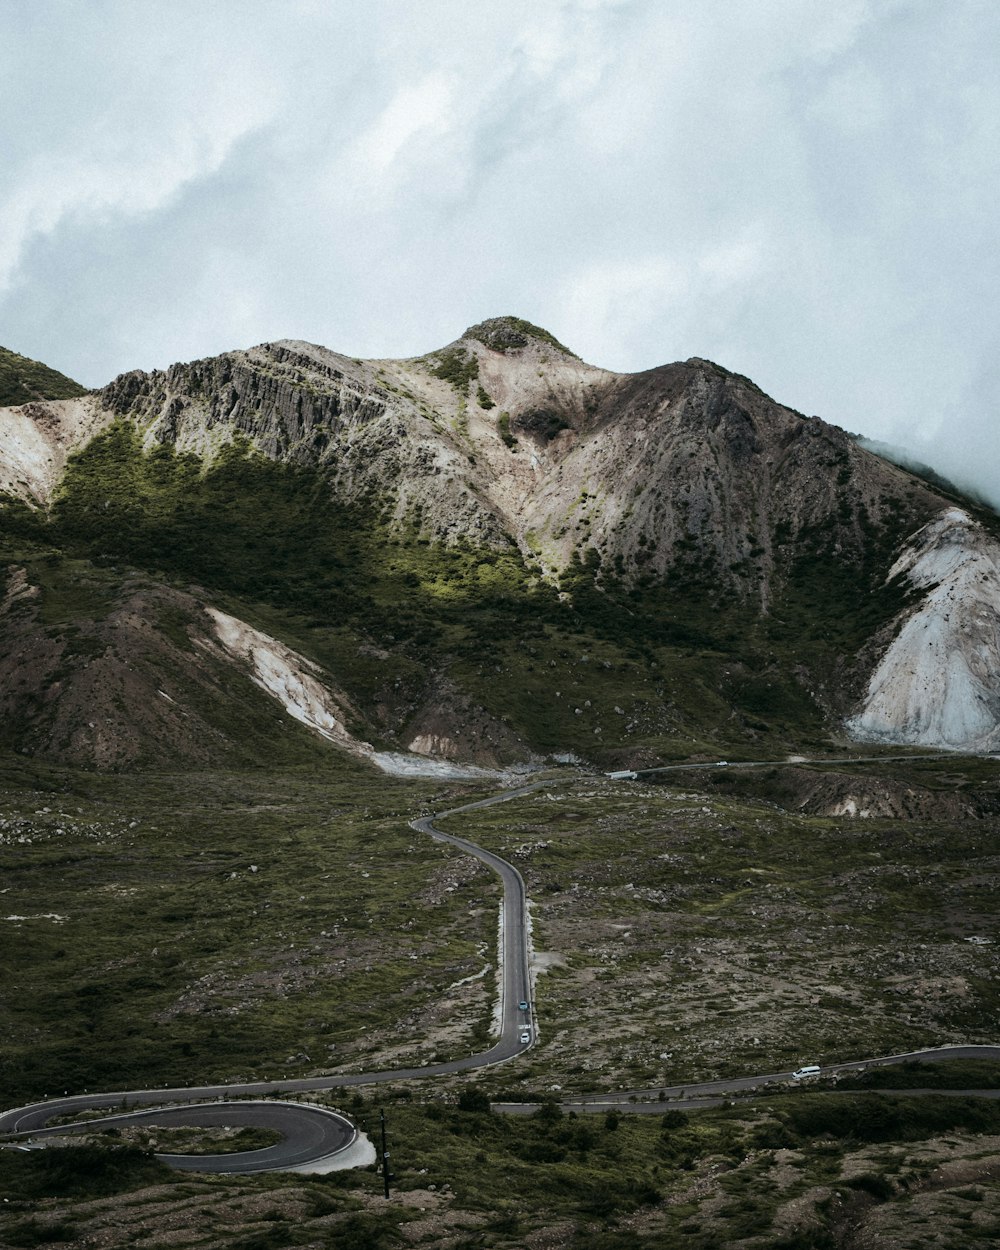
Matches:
[[403, 672, 532, 766]]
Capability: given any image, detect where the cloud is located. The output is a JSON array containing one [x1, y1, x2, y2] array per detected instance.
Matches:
[[0, 3, 280, 295], [345, 74, 458, 182]]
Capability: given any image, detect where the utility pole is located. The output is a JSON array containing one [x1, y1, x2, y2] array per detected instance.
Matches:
[[380, 1107, 391, 1199]]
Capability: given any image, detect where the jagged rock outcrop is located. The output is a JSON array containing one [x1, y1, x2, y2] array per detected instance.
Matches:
[[99, 339, 515, 548], [101, 342, 395, 463], [13, 318, 948, 602]]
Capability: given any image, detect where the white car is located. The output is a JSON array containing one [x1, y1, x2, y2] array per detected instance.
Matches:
[[792, 1065, 821, 1080], [519, 1029, 531, 1045]]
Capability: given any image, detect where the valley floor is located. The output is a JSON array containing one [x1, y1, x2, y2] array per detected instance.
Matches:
[[2, 750, 1000, 1247]]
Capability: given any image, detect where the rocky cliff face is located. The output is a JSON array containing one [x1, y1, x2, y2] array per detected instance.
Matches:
[[92, 317, 945, 600], [99, 338, 514, 548]]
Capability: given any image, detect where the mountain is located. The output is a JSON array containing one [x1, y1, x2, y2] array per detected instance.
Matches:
[[0, 344, 88, 407], [2, 316, 999, 771]]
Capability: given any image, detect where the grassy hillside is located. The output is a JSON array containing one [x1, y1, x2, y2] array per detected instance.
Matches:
[[3, 748, 1000, 1246], [4, 746, 998, 1106], [0, 421, 931, 770], [3, 357, 1000, 1249], [0, 757, 496, 1104], [0, 345, 88, 406]]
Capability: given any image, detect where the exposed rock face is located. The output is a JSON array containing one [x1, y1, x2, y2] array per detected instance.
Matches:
[[202, 608, 505, 777], [0, 396, 111, 503], [101, 342, 396, 465], [202, 607, 370, 758], [99, 339, 514, 548], [87, 323, 946, 601], [848, 508, 1000, 751], [498, 358, 929, 602]]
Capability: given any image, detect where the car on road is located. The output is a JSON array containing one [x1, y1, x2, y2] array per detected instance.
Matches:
[[792, 1065, 821, 1080], [518, 1000, 529, 1012], [519, 1029, 531, 1045]]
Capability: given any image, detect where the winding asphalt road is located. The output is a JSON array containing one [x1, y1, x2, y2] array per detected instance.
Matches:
[[2, 768, 998, 1172], [0, 786, 542, 1171], [2, 1101, 356, 1174]]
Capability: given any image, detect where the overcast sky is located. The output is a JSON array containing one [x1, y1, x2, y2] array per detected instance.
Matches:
[[2, 1, 998, 502]]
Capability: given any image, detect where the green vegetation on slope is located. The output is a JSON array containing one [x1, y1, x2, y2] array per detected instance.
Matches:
[[0, 1143, 173, 1201], [50, 424, 374, 617], [428, 346, 479, 393], [0, 419, 928, 765], [0, 346, 88, 406], [837, 1059, 1000, 1090]]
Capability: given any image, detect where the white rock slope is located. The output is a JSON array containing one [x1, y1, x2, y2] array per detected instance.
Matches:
[[205, 608, 369, 754], [848, 508, 1000, 751], [205, 608, 506, 779], [0, 397, 111, 503]]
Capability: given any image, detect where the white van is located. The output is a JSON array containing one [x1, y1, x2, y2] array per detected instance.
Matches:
[[791, 1065, 821, 1080]]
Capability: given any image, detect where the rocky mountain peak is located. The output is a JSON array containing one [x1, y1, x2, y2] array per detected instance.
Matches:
[[460, 316, 579, 359]]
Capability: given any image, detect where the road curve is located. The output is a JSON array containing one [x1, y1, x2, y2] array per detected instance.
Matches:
[[0, 785, 543, 1172], [409, 783, 540, 1060], [6, 1100, 355, 1174], [3, 774, 999, 1171], [530, 1043, 1000, 1109]]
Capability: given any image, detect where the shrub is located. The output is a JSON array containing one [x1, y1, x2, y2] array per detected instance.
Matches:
[[2, 1220, 76, 1248], [457, 1088, 492, 1114], [429, 348, 479, 392], [845, 1172, 895, 1200], [497, 411, 518, 449]]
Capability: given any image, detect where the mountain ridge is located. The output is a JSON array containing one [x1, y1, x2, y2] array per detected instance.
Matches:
[[84, 323, 948, 593], [0, 344, 88, 408], [1, 317, 999, 772]]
